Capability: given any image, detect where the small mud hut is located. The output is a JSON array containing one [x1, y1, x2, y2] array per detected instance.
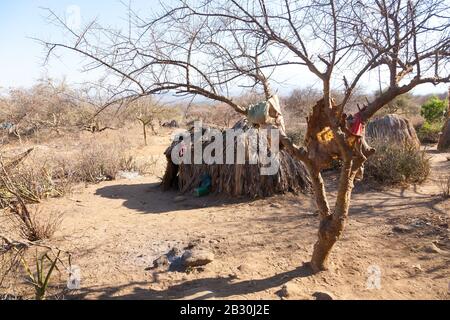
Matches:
[[366, 114, 420, 149], [162, 120, 311, 198]]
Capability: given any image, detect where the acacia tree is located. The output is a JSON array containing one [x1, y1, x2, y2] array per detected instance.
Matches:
[[41, 0, 450, 272]]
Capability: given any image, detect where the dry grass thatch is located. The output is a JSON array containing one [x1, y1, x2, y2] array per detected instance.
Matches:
[[367, 114, 421, 149], [162, 121, 311, 198]]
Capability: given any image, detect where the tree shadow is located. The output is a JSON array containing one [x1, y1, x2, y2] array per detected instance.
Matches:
[[72, 264, 314, 300], [94, 183, 257, 214], [349, 189, 448, 217]]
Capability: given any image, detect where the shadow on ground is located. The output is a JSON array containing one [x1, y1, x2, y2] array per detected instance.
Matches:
[[72, 264, 314, 300], [95, 183, 257, 214]]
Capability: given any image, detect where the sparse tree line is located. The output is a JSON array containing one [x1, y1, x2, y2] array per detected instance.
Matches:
[[1, 77, 445, 147], [0, 79, 183, 144]]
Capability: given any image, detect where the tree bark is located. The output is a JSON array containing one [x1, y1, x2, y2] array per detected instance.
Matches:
[[142, 122, 148, 146], [310, 158, 363, 272]]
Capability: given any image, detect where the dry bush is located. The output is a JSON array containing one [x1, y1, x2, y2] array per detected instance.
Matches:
[[438, 175, 450, 198], [365, 141, 430, 186], [286, 125, 307, 146], [8, 202, 62, 242], [7, 161, 71, 203], [185, 93, 263, 128], [71, 139, 153, 183], [0, 155, 73, 208], [0, 162, 63, 242]]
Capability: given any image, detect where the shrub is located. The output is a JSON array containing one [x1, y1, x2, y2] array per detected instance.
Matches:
[[417, 121, 444, 144], [420, 96, 447, 124], [438, 175, 450, 198], [9, 202, 63, 242], [0, 157, 72, 207], [286, 127, 306, 146], [72, 140, 152, 183], [365, 141, 430, 186]]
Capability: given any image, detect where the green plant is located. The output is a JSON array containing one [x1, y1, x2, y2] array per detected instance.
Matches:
[[420, 96, 447, 124], [418, 121, 443, 144], [365, 142, 430, 186], [19, 250, 61, 300]]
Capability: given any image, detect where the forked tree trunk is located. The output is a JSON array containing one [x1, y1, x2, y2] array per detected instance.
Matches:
[[309, 158, 364, 271]]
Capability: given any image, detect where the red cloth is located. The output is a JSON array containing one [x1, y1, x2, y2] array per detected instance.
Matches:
[[351, 112, 364, 137], [179, 142, 187, 157]]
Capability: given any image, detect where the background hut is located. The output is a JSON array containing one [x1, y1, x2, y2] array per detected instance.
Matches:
[[162, 120, 311, 198], [366, 114, 420, 149]]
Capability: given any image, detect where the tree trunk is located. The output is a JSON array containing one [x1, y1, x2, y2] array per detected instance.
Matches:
[[142, 122, 148, 146], [310, 159, 363, 272]]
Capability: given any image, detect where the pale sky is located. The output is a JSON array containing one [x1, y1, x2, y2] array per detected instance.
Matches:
[[0, 0, 448, 96]]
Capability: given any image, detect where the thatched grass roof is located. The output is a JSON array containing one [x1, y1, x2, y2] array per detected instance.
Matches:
[[162, 121, 311, 198]]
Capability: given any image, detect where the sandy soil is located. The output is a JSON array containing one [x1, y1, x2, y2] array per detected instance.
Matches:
[[3, 132, 450, 300]]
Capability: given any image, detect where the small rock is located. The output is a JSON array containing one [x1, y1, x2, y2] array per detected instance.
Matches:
[[167, 247, 182, 258], [270, 203, 283, 209], [393, 225, 414, 233], [312, 291, 335, 300], [150, 255, 169, 270], [237, 264, 253, 274], [412, 264, 422, 272], [276, 282, 307, 299], [277, 285, 290, 298], [174, 196, 187, 203], [424, 243, 445, 254], [181, 249, 214, 268]]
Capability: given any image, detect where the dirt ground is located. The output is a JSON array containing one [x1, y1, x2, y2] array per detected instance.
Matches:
[[2, 130, 450, 300]]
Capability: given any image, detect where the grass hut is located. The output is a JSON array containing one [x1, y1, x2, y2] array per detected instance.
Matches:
[[162, 120, 311, 198], [367, 114, 420, 149]]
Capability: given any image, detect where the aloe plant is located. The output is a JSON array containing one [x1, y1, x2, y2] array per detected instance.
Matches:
[[20, 250, 61, 300]]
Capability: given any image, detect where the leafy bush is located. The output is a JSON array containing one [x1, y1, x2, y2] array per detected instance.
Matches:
[[417, 121, 443, 144], [420, 96, 447, 124], [365, 142, 430, 186]]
